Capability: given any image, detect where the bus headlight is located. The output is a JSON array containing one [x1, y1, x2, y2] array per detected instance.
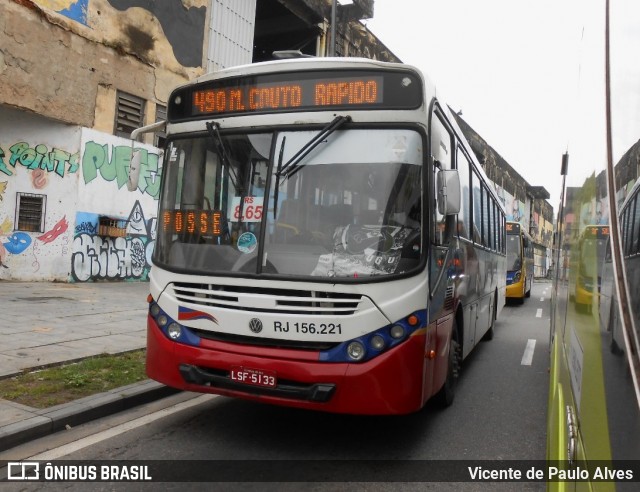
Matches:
[[347, 341, 366, 361], [150, 304, 161, 316], [167, 323, 182, 339], [390, 324, 405, 339], [157, 314, 169, 327], [370, 335, 386, 351]]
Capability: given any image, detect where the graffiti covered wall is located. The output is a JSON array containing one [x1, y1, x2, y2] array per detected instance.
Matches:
[[0, 112, 162, 282], [72, 128, 161, 282], [494, 183, 529, 231], [0, 108, 80, 280], [36, 1, 89, 25], [32, 0, 207, 73]]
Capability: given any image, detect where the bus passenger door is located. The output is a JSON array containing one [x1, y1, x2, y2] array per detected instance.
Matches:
[[429, 109, 456, 322]]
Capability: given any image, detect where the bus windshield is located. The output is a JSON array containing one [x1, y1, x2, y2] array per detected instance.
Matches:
[[506, 234, 521, 271], [579, 236, 608, 279], [154, 128, 423, 280]]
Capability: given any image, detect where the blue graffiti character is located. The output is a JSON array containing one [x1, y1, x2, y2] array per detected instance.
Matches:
[[4, 232, 32, 254]]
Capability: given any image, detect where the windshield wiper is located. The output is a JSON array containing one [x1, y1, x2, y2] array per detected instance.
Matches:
[[277, 115, 351, 180], [205, 121, 242, 193], [205, 121, 251, 231], [273, 136, 286, 219]]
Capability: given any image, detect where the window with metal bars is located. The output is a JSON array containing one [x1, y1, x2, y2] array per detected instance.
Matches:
[[15, 193, 46, 232], [114, 91, 145, 138]]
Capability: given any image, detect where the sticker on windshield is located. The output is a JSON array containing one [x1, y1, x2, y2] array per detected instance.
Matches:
[[228, 196, 263, 223], [237, 232, 258, 254]]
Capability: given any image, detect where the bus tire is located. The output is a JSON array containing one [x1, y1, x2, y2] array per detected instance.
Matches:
[[436, 335, 460, 407], [483, 293, 497, 341]]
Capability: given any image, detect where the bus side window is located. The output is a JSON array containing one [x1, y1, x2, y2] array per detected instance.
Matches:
[[456, 146, 472, 240], [471, 170, 482, 244], [632, 194, 640, 254]]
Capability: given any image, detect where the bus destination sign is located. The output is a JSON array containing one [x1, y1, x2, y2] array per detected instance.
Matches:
[[506, 222, 521, 234], [168, 69, 422, 121], [584, 225, 609, 238], [193, 77, 382, 116], [162, 210, 224, 237]]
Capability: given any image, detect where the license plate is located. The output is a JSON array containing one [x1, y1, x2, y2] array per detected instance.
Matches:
[[230, 366, 277, 388]]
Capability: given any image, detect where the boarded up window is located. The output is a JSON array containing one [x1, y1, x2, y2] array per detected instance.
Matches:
[[16, 193, 46, 232], [115, 91, 145, 138], [98, 216, 128, 237]]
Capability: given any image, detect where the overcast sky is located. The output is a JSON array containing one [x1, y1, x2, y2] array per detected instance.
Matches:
[[364, 0, 640, 209]]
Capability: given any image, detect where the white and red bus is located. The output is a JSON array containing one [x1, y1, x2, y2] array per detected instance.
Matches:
[[130, 57, 506, 415]]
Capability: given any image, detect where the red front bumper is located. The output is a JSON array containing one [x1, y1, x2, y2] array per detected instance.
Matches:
[[146, 315, 431, 415]]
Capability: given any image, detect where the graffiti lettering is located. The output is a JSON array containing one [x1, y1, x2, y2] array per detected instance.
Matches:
[[75, 221, 98, 235], [72, 202, 155, 282], [0, 147, 10, 176], [31, 168, 49, 189], [71, 234, 152, 281], [2, 142, 79, 178], [82, 141, 161, 199]]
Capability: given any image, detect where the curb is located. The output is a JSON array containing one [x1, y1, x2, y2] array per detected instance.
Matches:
[[0, 380, 180, 452]]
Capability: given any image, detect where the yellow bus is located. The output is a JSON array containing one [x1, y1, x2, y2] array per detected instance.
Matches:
[[505, 221, 534, 303], [572, 225, 610, 312], [547, 3, 640, 484]]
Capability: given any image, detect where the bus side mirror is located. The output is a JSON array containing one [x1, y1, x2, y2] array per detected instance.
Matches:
[[523, 237, 529, 248], [437, 169, 461, 216], [127, 148, 142, 191], [127, 120, 167, 192]]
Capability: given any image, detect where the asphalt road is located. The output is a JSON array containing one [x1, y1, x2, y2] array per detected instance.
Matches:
[[1, 282, 552, 491]]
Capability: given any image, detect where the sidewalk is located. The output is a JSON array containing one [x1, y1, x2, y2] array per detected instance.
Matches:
[[0, 280, 178, 452]]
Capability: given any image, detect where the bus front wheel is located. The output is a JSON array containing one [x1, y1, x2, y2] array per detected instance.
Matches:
[[436, 334, 460, 407]]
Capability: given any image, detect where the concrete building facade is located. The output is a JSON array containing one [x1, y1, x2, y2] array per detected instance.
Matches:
[[1, 0, 553, 281], [1, 0, 196, 281], [454, 113, 555, 277]]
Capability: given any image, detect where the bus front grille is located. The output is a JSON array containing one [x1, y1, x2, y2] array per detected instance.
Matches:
[[171, 282, 363, 316]]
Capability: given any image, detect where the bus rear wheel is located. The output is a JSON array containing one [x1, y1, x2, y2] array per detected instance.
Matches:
[[483, 293, 497, 341]]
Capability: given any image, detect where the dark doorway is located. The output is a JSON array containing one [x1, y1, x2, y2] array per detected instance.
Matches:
[[253, 0, 323, 62]]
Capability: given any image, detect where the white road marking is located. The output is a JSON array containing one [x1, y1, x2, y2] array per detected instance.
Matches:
[[536, 308, 543, 318], [521, 339, 537, 366], [540, 297, 545, 302], [26, 394, 215, 461]]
